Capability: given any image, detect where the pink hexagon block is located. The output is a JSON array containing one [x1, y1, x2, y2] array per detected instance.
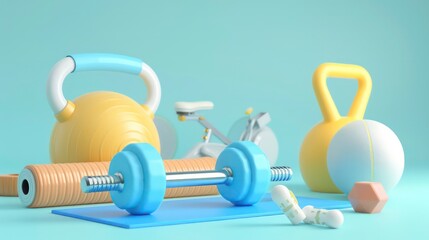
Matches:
[[348, 182, 389, 213]]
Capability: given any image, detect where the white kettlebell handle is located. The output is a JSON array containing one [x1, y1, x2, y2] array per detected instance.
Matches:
[[47, 53, 161, 115]]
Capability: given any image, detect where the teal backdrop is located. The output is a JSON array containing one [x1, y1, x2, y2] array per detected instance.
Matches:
[[0, 1, 428, 239]]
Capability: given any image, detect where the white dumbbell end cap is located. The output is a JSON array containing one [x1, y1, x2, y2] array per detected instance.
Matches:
[[271, 185, 291, 203], [325, 210, 344, 229]]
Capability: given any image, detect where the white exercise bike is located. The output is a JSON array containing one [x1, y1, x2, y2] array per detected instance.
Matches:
[[171, 101, 279, 166]]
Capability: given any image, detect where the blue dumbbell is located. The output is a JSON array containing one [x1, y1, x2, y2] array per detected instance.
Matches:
[[81, 141, 293, 215]]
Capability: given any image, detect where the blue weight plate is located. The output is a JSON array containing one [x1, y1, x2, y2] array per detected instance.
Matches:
[[215, 147, 251, 204], [228, 141, 271, 205], [109, 151, 144, 210], [123, 143, 166, 215]]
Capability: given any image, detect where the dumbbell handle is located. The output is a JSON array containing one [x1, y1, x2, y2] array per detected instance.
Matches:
[[82, 166, 292, 193]]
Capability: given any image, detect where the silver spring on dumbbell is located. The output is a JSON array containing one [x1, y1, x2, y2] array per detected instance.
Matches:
[[85, 174, 124, 192], [270, 167, 293, 182]]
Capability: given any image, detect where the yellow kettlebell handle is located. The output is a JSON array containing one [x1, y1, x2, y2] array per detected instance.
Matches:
[[313, 63, 372, 122]]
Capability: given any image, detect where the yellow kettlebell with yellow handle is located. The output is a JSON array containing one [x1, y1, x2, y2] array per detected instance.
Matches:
[[301, 63, 405, 194], [300, 63, 372, 193], [47, 53, 161, 163]]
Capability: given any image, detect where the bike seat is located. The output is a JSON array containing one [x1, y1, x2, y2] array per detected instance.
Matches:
[[175, 101, 214, 113]]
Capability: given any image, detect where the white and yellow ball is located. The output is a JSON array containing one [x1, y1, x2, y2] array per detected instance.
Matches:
[[327, 120, 404, 193]]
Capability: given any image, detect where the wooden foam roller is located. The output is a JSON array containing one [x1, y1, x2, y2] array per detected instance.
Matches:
[[0, 174, 19, 196], [18, 158, 217, 208], [18, 162, 111, 207]]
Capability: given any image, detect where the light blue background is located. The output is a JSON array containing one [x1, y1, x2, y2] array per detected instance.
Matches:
[[0, 1, 428, 239]]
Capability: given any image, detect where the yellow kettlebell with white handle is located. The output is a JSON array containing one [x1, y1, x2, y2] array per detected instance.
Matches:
[[300, 63, 404, 194], [47, 53, 161, 163]]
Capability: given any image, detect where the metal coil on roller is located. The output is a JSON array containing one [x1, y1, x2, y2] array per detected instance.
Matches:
[[17, 158, 217, 208]]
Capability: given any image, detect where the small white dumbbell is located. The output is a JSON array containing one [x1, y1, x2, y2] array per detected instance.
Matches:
[[271, 185, 306, 224], [302, 205, 344, 229]]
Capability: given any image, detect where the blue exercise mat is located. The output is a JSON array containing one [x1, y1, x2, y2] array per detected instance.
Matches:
[[52, 194, 351, 229]]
